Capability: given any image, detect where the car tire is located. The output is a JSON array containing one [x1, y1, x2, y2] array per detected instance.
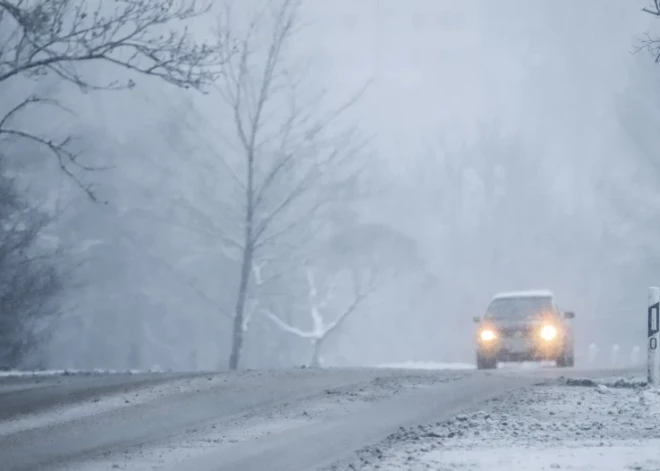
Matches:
[[477, 354, 497, 370]]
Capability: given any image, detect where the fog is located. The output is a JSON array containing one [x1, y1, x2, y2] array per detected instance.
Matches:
[[2, 0, 660, 370]]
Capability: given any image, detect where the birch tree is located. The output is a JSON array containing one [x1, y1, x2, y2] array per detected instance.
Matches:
[[0, 0, 225, 198], [214, 0, 368, 370]]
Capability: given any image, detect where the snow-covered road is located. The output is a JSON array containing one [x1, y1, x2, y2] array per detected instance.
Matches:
[[0, 366, 644, 470]]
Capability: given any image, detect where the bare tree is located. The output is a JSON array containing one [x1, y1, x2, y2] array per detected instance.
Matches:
[[0, 0, 226, 198], [262, 266, 377, 367], [0, 158, 62, 369], [636, 2, 660, 61], [262, 222, 420, 367], [213, 0, 368, 370]]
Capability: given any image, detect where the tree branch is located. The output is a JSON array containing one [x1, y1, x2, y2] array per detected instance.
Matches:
[[0, 0, 226, 90], [0, 0, 231, 200], [0, 127, 99, 201], [261, 307, 319, 339], [0, 96, 110, 201]]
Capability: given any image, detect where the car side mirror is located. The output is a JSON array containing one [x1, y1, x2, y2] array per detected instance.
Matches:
[[472, 316, 481, 324], [563, 311, 575, 319]]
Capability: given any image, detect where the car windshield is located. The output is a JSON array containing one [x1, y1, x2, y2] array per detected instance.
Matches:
[[485, 296, 554, 319]]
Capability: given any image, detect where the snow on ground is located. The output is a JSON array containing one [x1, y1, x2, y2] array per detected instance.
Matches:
[[377, 360, 559, 370], [337, 376, 660, 471], [0, 368, 166, 377], [497, 360, 558, 369], [378, 361, 476, 370]]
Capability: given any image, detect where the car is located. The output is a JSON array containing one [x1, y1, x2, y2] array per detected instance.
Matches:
[[472, 290, 575, 369]]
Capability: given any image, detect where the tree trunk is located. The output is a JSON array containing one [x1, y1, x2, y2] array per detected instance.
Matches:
[[229, 110, 256, 371], [229, 245, 253, 370]]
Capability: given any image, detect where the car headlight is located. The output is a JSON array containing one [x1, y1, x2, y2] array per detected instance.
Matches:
[[480, 329, 496, 342], [540, 325, 557, 341]]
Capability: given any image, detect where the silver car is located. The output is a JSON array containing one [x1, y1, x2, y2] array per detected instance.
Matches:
[[473, 290, 576, 369]]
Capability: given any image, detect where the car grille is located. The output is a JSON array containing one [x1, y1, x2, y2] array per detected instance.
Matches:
[[498, 325, 536, 338]]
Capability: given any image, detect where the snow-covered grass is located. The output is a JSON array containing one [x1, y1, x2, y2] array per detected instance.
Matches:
[[340, 376, 660, 470]]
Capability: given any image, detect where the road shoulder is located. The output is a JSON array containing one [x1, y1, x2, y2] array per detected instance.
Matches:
[[337, 375, 660, 471]]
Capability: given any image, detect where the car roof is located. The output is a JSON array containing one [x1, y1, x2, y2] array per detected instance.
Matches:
[[491, 290, 554, 300]]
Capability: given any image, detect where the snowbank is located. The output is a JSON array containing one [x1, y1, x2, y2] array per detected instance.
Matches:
[[0, 367, 166, 377], [339, 377, 660, 470], [562, 375, 648, 389]]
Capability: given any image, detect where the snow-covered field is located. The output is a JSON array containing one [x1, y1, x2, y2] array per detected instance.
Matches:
[[337, 376, 660, 471]]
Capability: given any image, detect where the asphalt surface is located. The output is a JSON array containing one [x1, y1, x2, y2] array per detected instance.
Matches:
[[0, 372, 201, 421], [0, 366, 642, 471]]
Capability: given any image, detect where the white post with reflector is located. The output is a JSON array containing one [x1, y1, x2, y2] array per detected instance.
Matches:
[[611, 344, 620, 368], [631, 345, 641, 366], [587, 343, 598, 366], [648, 287, 660, 386]]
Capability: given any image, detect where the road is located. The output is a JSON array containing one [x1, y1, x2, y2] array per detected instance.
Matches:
[[0, 366, 641, 471]]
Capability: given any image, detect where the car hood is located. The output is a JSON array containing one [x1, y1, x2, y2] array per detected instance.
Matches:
[[482, 317, 550, 329]]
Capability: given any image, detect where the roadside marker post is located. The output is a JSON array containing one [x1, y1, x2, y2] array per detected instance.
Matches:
[[648, 287, 660, 386], [588, 343, 598, 366], [631, 345, 641, 366], [611, 344, 620, 368]]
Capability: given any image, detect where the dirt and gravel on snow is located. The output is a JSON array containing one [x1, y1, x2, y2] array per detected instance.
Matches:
[[333, 376, 660, 471]]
